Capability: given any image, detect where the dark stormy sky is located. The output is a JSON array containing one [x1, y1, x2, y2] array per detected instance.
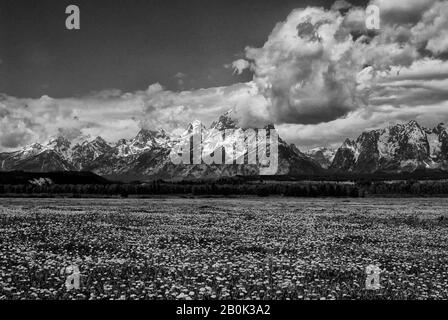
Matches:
[[0, 0, 447, 151], [0, 0, 367, 98]]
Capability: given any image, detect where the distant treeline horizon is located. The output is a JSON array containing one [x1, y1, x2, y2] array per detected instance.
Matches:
[[3, 168, 448, 183], [2, 170, 448, 198]]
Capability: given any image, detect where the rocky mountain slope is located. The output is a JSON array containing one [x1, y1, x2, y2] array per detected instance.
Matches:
[[305, 147, 336, 169], [331, 121, 448, 173]]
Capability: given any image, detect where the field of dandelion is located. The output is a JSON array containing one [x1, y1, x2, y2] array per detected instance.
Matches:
[[1, 197, 448, 300]]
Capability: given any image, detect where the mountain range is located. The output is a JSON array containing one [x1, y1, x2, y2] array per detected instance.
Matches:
[[330, 121, 448, 173], [0, 111, 321, 180], [2, 112, 448, 180]]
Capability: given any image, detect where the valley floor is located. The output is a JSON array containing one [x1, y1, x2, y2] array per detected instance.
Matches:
[[1, 197, 448, 299]]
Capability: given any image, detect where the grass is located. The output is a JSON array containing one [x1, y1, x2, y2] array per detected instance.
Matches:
[[1, 197, 448, 300]]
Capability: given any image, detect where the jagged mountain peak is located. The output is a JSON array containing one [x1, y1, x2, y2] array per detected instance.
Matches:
[[46, 135, 71, 148], [43, 136, 73, 160], [331, 119, 448, 173], [73, 135, 110, 148], [341, 138, 356, 148], [290, 143, 304, 155], [92, 136, 108, 144], [25, 142, 43, 150], [110, 126, 173, 160], [433, 123, 447, 134], [134, 129, 155, 143], [383, 120, 420, 130], [210, 110, 239, 130], [135, 128, 170, 141], [71, 135, 113, 169], [305, 147, 336, 169], [306, 146, 336, 157], [383, 120, 426, 139], [307, 146, 330, 152], [116, 138, 128, 146], [185, 120, 207, 134], [398, 120, 425, 135], [72, 135, 108, 147], [405, 119, 419, 127], [132, 127, 171, 150], [156, 128, 169, 137]]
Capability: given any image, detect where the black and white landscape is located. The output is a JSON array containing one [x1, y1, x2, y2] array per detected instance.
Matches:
[[1, 0, 448, 302], [3, 115, 448, 177]]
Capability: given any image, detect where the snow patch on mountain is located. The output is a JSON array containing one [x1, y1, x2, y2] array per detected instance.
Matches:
[[305, 147, 336, 169]]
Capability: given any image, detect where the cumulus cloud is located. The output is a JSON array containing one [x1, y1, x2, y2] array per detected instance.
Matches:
[[331, 0, 352, 12], [230, 59, 250, 75], [411, 1, 448, 55], [0, 92, 141, 150], [370, 0, 437, 24], [0, 82, 269, 151], [136, 82, 270, 134], [242, 4, 431, 126], [173, 72, 187, 89], [278, 100, 448, 150], [223, 0, 448, 149]]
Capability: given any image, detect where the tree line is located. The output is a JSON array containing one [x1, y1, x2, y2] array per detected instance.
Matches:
[[2, 179, 448, 197], [0, 181, 362, 197]]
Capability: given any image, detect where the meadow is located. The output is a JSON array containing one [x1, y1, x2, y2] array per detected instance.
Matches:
[[1, 197, 448, 300]]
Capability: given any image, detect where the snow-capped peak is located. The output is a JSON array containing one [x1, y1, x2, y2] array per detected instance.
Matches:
[[114, 127, 172, 158], [306, 147, 336, 159], [331, 120, 448, 172], [305, 147, 336, 169], [341, 138, 356, 149], [70, 135, 113, 169], [92, 136, 108, 144], [45, 135, 71, 148], [134, 129, 154, 142], [210, 110, 239, 130], [43, 136, 73, 159], [185, 120, 207, 135]]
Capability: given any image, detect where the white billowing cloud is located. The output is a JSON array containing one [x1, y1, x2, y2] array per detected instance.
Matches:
[[230, 59, 250, 75], [173, 72, 187, 89], [136, 82, 270, 133], [371, 0, 436, 15], [0, 92, 143, 150], [242, 4, 431, 126], [278, 100, 448, 149], [281, 57, 448, 149], [411, 1, 448, 55], [0, 82, 269, 151], [370, 0, 437, 24], [228, 0, 448, 149], [367, 59, 448, 108], [331, 0, 352, 11], [246, 7, 363, 125]]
